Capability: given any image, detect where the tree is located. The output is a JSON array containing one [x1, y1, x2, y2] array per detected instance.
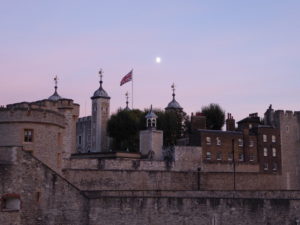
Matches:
[[201, 103, 225, 130], [107, 109, 143, 152]]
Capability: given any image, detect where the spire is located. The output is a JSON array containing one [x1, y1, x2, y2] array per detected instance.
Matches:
[[48, 75, 62, 101]]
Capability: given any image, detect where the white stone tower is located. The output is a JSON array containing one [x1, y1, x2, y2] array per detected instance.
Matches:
[[91, 69, 110, 152]]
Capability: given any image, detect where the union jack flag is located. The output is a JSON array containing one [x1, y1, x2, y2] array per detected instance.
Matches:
[[120, 70, 133, 86]]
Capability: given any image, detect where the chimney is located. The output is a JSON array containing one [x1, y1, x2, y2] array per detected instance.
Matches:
[[226, 113, 235, 131], [191, 112, 206, 131]]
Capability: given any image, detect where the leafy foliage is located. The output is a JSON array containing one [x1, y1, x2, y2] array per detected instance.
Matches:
[[107, 109, 143, 152], [201, 103, 225, 130]]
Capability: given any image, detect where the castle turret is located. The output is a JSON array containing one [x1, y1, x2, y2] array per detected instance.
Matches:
[[90, 69, 110, 152]]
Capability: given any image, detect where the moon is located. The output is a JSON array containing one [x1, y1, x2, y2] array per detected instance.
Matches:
[[155, 57, 161, 63]]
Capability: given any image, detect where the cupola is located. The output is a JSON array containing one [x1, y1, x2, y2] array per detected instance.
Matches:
[[145, 105, 158, 129]]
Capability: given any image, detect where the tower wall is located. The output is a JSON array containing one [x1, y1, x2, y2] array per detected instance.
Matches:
[[91, 98, 110, 152], [0, 99, 79, 173], [139, 130, 163, 160], [274, 110, 300, 189]]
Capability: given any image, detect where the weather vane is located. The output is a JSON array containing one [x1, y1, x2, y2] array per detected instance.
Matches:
[[99, 69, 103, 80], [171, 83, 176, 99]]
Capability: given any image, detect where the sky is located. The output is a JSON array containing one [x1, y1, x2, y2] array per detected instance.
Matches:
[[0, 0, 300, 121]]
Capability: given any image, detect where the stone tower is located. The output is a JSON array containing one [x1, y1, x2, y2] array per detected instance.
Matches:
[[91, 70, 110, 152]]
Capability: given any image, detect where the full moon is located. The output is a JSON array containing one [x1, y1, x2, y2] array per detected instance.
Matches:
[[155, 57, 161, 63]]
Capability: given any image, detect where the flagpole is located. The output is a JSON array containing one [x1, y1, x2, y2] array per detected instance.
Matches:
[[132, 69, 134, 109]]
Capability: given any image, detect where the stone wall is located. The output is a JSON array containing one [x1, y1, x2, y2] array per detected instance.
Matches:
[[0, 146, 88, 225], [64, 169, 197, 191], [87, 190, 300, 225], [0, 110, 65, 173], [64, 167, 285, 191], [275, 110, 300, 189]]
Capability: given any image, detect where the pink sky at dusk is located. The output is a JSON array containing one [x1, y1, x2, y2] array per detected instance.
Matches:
[[1, 1, 300, 122]]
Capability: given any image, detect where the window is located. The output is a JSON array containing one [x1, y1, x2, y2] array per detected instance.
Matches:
[[228, 153, 233, 161], [263, 148, 268, 157], [238, 153, 244, 161], [24, 129, 33, 142], [249, 123, 252, 129], [56, 153, 61, 168], [78, 135, 82, 145], [263, 134, 267, 142], [206, 137, 211, 145], [249, 154, 254, 162], [1, 194, 21, 211], [216, 152, 222, 161], [264, 163, 268, 171], [273, 162, 278, 171], [272, 135, 276, 143], [238, 138, 243, 147], [206, 152, 211, 160], [216, 137, 221, 146], [286, 126, 289, 132], [272, 148, 276, 157], [249, 140, 254, 147]]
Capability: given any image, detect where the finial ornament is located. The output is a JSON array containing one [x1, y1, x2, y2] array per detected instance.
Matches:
[[171, 83, 175, 100], [125, 92, 129, 109], [99, 69, 103, 87], [54, 76, 58, 92]]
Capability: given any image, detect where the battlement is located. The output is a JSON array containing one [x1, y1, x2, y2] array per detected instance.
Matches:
[[6, 98, 80, 116], [274, 110, 300, 117], [0, 107, 65, 128]]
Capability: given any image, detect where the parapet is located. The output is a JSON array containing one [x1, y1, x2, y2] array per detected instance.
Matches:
[[0, 107, 65, 128], [275, 110, 300, 117], [6, 98, 80, 117]]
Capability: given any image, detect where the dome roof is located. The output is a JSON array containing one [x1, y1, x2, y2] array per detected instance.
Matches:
[[92, 86, 110, 99], [48, 91, 62, 101], [48, 76, 62, 101], [166, 99, 182, 110], [91, 74, 110, 100], [145, 106, 158, 119]]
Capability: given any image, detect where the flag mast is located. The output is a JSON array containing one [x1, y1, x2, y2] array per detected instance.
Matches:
[[132, 69, 134, 109]]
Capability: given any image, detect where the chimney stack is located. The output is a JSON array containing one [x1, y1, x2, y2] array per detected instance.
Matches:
[[226, 113, 235, 131]]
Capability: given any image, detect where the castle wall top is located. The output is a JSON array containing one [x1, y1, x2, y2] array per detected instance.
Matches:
[[274, 110, 300, 118], [0, 107, 65, 128], [6, 98, 80, 117]]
